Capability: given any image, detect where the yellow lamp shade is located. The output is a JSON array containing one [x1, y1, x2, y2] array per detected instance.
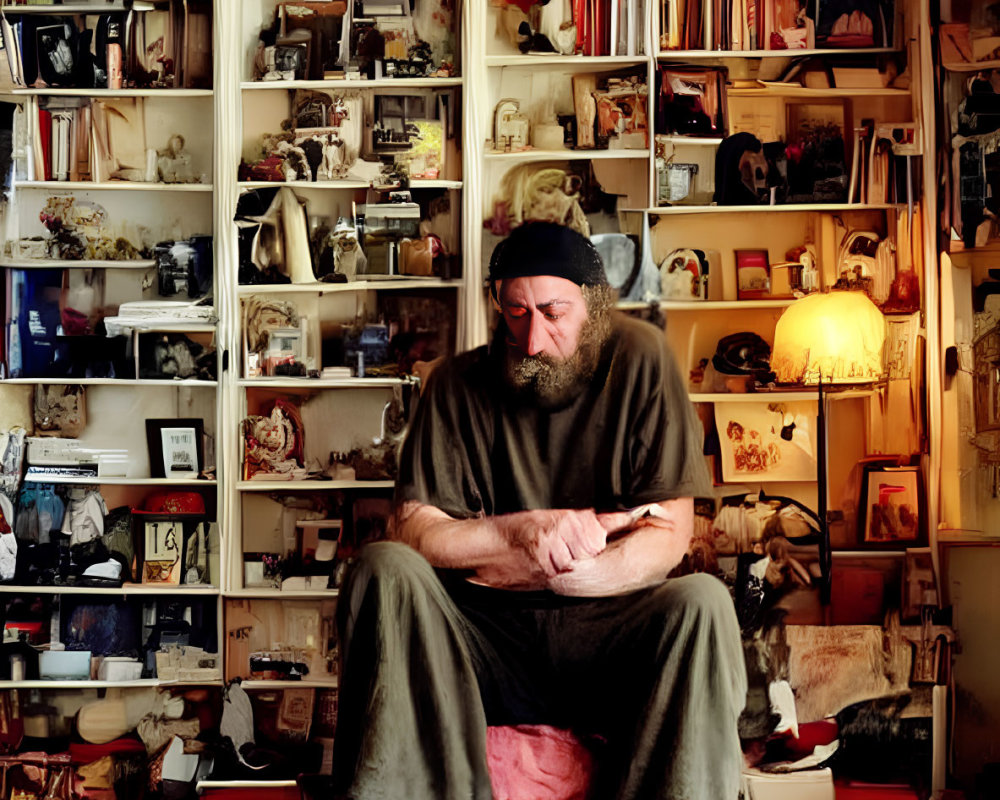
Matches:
[[771, 291, 885, 384]]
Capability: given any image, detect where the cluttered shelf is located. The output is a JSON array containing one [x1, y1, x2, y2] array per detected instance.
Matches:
[[0, 258, 156, 269], [484, 55, 649, 67], [0, 584, 218, 596], [239, 679, 339, 690], [239, 377, 412, 389], [15, 181, 214, 192], [0, 679, 223, 689], [618, 299, 796, 311], [238, 179, 462, 190], [224, 589, 339, 600], [634, 203, 906, 214], [0, 378, 218, 387], [22, 476, 217, 486], [236, 278, 463, 295], [688, 390, 876, 403], [657, 47, 903, 59], [10, 87, 213, 97], [236, 480, 394, 492], [0, 3, 129, 13], [484, 149, 650, 161], [726, 86, 911, 98], [240, 78, 462, 90]]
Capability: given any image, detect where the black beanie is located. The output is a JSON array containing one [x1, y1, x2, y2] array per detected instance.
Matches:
[[488, 222, 608, 287]]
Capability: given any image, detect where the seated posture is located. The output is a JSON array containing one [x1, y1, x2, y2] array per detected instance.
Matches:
[[332, 222, 747, 800]]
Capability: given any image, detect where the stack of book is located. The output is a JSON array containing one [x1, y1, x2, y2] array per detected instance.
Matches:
[[0, 1, 211, 90]]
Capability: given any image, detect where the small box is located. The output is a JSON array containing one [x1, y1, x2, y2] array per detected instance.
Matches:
[[98, 657, 143, 682], [39, 650, 91, 680]]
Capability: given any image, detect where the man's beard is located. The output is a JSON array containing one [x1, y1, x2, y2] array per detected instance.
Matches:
[[500, 304, 613, 410]]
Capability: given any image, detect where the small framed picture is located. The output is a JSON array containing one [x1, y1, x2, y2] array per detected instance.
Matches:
[[859, 463, 925, 547], [145, 418, 204, 479], [140, 516, 184, 585], [735, 249, 771, 299]]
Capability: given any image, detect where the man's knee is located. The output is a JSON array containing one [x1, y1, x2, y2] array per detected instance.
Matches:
[[655, 572, 734, 619], [354, 540, 432, 579]]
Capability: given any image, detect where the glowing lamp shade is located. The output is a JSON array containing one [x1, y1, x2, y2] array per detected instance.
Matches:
[[771, 291, 885, 384]]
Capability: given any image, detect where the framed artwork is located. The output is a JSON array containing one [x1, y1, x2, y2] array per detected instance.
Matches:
[[714, 401, 818, 483], [139, 515, 184, 585], [145, 418, 204, 479], [735, 249, 771, 299], [859, 463, 925, 547]]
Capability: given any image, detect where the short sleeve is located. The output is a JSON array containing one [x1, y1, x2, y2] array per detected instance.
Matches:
[[394, 355, 496, 519], [625, 331, 713, 504]]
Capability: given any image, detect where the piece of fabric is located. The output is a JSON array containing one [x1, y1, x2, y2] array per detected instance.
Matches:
[[333, 543, 747, 800], [486, 725, 592, 800], [61, 490, 107, 546], [396, 313, 712, 519]]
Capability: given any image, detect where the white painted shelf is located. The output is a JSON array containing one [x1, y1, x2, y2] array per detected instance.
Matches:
[[240, 377, 410, 389], [484, 148, 649, 161], [638, 203, 904, 214], [0, 679, 223, 689], [655, 135, 723, 145], [484, 54, 649, 67], [225, 589, 339, 599], [237, 278, 462, 295], [1, 3, 127, 12], [239, 179, 461, 190], [15, 180, 213, 192], [727, 86, 911, 98], [0, 258, 155, 269], [239, 678, 339, 690], [23, 475, 217, 486], [658, 47, 901, 58], [688, 390, 875, 403], [618, 299, 795, 311], [11, 88, 213, 97], [237, 480, 394, 491], [0, 584, 218, 596], [1, 378, 217, 387], [196, 780, 298, 790], [241, 78, 462, 89]]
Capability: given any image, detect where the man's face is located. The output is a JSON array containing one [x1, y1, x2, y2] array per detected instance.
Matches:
[[498, 275, 588, 360], [496, 275, 611, 408]]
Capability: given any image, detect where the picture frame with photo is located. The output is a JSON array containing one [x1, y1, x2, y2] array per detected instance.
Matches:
[[145, 418, 204, 479], [735, 249, 771, 300], [858, 462, 925, 547], [133, 513, 186, 585]]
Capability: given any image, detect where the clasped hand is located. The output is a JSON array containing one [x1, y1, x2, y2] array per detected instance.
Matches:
[[511, 508, 633, 577]]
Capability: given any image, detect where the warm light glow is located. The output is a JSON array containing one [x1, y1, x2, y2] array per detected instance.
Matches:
[[771, 291, 885, 384]]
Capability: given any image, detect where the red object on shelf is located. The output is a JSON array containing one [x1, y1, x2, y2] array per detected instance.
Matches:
[[835, 781, 920, 799], [199, 791, 299, 800]]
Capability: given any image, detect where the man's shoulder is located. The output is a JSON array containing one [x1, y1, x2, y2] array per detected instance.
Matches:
[[610, 313, 669, 362], [428, 345, 492, 391]]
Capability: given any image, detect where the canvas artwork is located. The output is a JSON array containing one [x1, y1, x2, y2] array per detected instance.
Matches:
[[715, 401, 818, 483], [861, 465, 921, 544]]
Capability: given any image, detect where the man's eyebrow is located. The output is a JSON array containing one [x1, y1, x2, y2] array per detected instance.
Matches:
[[536, 299, 572, 308]]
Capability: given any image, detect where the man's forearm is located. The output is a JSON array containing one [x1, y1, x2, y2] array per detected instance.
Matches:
[[547, 498, 695, 597], [392, 501, 601, 590]]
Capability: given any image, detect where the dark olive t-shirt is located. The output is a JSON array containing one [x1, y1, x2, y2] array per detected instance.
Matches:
[[395, 314, 712, 518]]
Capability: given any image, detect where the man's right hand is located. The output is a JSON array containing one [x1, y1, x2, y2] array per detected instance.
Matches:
[[502, 508, 608, 577]]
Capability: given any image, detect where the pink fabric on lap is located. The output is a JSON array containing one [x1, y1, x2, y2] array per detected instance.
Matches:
[[486, 725, 594, 800]]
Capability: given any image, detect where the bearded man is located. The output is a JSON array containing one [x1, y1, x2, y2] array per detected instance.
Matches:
[[332, 222, 747, 800]]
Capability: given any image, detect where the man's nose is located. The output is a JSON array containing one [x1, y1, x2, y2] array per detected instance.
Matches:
[[524, 313, 550, 356]]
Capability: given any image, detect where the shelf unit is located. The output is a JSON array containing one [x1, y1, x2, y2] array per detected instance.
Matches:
[[0, 0, 227, 746], [0, 0, 954, 795]]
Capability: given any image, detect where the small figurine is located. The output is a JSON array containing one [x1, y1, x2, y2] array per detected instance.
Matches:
[[493, 98, 529, 152], [157, 134, 196, 183]]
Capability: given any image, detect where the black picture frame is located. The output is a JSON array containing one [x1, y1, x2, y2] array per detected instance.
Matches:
[[857, 462, 926, 548], [145, 418, 204, 479]]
